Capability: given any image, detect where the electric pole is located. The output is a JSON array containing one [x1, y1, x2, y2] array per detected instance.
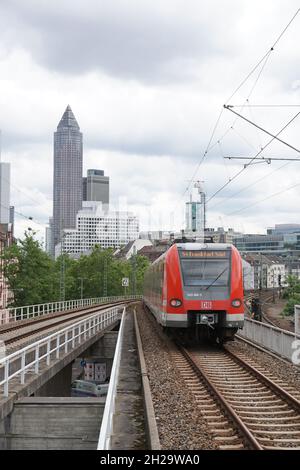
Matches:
[[60, 232, 65, 302], [78, 277, 85, 299], [103, 253, 108, 297], [131, 248, 137, 296]]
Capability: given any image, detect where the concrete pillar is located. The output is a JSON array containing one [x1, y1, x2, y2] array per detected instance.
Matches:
[[295, 305, 300, 335]]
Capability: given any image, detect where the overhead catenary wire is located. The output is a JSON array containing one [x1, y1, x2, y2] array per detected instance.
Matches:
[[224, 105, 300, 154], [175, 60, 269, 211], [228, 104, 300, 108], [225, 6, 300, 103], [209, 160, 291, 211], [0, 132, 50, 231], [225, 156, 300, 162], [177, 106, 224, 201], [179, 52, 272, 204], [176, 7, 300, 211], [0, 168, 51, 211], [0, 199, 47, 228], [206, 109, 300, 204], [204, 9, 300, 211], [226, 180, 300, 216], [209, 54, 272, 197]]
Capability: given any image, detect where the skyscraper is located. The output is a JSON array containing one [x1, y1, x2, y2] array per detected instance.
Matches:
[[185, 182, 206, 237], [53, 105, 83, 252], [0, 163, 10, 224], [82, 169, 109, 205]]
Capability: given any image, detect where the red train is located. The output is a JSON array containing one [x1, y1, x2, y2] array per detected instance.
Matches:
[[143, 243, 244, 343]]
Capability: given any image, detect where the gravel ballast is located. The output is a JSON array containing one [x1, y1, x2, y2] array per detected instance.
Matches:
[[136, 304, 217, 450]]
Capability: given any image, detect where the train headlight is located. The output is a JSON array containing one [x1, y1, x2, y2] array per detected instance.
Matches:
[[232, 299, 242, 308], [170, 298, 182, 307]]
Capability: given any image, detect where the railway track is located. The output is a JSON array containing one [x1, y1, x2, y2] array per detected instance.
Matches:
[[245, 291, 294, 332], [0, 300, 132, 347], [171, 344, 300, 450]]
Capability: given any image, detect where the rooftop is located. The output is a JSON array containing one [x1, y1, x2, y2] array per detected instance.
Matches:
[[57, 105, 80, 131]]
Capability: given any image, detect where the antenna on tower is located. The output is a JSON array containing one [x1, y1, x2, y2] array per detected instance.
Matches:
[[185, 180, 206, 240], [192, 180, 206, 231]]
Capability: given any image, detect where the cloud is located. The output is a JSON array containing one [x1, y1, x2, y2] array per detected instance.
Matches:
[[0, 0, 300, 240], [0, 0, 242, 83]]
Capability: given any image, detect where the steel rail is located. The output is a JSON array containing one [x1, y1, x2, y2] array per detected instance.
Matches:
[[0, 305, 124, 397], [178, 344, 263, 450], [0, 300, 133, 344], [225, 346, 300, 411], [0, 295, 142, 324]]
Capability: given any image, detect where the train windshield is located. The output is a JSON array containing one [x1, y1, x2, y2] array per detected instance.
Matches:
[[179, 251, 230, 288]]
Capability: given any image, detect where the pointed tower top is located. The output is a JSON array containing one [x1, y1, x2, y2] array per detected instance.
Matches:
[[57, 105, 80, 131]]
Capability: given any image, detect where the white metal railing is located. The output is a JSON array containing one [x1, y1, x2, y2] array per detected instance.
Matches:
[[0, 305, 124, 397], [98, 308, 126, 450], [238, 317, 300, 363], [0, 295, 141, 325]]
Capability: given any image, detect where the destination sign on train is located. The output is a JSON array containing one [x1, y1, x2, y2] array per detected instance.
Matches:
[[181, 250, 227, 258]]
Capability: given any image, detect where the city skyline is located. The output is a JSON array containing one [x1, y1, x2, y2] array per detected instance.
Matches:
[[0, 1, 300, 241]]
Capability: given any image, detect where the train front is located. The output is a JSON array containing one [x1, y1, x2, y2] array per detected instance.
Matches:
[[168, 243, 244, 342]]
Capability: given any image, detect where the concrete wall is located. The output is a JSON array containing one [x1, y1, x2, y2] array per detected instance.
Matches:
[[76, 331, 118, 380], [0, 397, 105, 450], [0, 324, 119, 449], [0, 320, 119, 422], [34, 362, 73, 397], [89, 331, 118, 358]]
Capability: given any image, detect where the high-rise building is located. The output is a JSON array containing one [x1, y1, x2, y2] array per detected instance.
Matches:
[[82, 169, 109, 205], [0, 163, 10, 224], [9, 206, 14, 237], [55, 201, 139, 257], [52, 105, 83, 252], [45, 217, 54, 255], [185, 182, 206, 237], [9, 206, 14, 226], [267, 224, 300, 235], [0, 225, 13, 308]]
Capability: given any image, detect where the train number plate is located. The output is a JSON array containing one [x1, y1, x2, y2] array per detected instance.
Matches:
[[201, 301, 212, 310]]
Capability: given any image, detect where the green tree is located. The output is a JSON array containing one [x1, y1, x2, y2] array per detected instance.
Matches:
[[282, 275, 300, 298], [282, 275, 300, 316], [1, 231, 57, 307], [2, 233, 150, 307], [130, 255, 150, 294], [54, 254, 78, 300], [283, 294, 300, 316]]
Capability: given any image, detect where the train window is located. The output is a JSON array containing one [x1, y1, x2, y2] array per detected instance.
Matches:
[[180, 259, 229, 287]]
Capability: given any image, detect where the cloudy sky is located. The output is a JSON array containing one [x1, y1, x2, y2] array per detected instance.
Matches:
[[0, 0, 300, 243]]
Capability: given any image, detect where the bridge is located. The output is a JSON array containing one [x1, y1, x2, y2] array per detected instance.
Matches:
[[0, 296, 158, 450], [0, 293, 299, 450]]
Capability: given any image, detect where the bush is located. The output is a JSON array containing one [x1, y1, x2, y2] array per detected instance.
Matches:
[[282, 294, 300, 316]]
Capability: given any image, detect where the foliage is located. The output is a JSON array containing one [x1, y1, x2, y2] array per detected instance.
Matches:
[[283, 294, 300, 317], [282, 275, 300, 298], [1, 231, 57, 307], [1, 233, 150, 307], [282, 275, 300, 316]]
